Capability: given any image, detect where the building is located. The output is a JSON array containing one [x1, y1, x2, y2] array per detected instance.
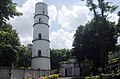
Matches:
[[60, 56, 80, 77], [60, 56, 89, 77], [31, 2, 50, 70]]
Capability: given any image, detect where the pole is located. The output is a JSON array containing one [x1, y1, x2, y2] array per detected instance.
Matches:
[[9, 68, 12, 79]]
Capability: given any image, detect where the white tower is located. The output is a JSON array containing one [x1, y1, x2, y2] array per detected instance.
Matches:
[[32, 2, 50, 70]]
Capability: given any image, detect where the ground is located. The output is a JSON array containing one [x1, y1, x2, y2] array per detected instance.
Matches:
[[58, 77, 73, 79]]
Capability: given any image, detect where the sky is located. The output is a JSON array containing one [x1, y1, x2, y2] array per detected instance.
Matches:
[[9, 0, 120, 49]]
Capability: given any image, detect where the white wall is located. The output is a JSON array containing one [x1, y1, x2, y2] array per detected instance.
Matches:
[[33, 24, 49, 40], [32, 40, 50, 57], [35, 2, 48, 15], [34, 15, 48, 24], [0, 67, 51, 79], [32, 58, 50, 70]]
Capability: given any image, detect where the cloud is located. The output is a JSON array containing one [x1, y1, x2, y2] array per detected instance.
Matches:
[[20, 36, 33, 45], [51, 4, 93, 49], [50, 29, 75, 49], [107, 13, 119, 24], [9, 0, 57, 46], [48, 5, 57, 25], [58, 5, 92, 31], [9, 0, 92, 49]]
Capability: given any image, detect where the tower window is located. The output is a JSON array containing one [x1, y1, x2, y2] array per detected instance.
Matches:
[[38, 50, 41, 57], [43, 11, 45, 14], [39, 18, 43, 23], [38, 33, 41, 39]]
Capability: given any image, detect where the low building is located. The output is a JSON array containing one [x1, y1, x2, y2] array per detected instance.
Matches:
[[59, 56, 80, 77], [59, 56, 89, 77]]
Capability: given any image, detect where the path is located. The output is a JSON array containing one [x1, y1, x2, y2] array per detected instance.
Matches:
[[58, 77, 73, 79], [58, 76, 85, 79]]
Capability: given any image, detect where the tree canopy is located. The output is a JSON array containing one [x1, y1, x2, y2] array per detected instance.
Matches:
[[0, 24, 32, 67], [73, 0, 119, 73], [16, 45, 31, 68], [0, 24, 21, 67], [0, 0, 22, 25], [0, 0, 32, 68], [73, 18, 117, 72], [50, 49, 72, 70]]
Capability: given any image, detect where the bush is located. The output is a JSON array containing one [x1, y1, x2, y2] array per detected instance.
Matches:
[[41, 74, 60, 79], [85, 75, 99, 79]]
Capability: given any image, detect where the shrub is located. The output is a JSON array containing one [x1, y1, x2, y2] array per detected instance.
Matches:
[[85, 75, 99, 79], [41, 74, 60, 79]]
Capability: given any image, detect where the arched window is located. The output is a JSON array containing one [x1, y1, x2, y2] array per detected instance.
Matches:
[[43, 8, 45, 14], [43, 11, 45, 14], [38, 33, 41, 39], [38, 50, 41, 57], [39, 18, 43, 23]]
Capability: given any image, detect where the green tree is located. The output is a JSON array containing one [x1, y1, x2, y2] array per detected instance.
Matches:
[[50, 49, 72, 70], [0, 24, 20, 67], [73, 19, 117, 73], [73, 0, 119, 73], [0, 0, 23, 67], [27, 44, 33, 53], [16, 45, 31, 68], [117, 11, 120, 32], [0, 0, 22, 25], [83, 0, 118, 24]]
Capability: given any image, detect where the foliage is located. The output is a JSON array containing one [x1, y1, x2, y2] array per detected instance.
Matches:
[[0, 0, 22, 25], [117, 11, 120, 32], [27, 44, 32, 53], [108, 48, 120, 64], [41, 74, 60, 79], [85, 73, 120, 79], [0, 0, 32, 68], [16, 45, 31, 68], [73, 0, 119, 73], [50, 49, 72, 70], [85, 75, 99, 79], [73, 18, 117, 72], [82, 0, 118, 18], [0, 24, 20, 67], [0, 24, 31, 67]]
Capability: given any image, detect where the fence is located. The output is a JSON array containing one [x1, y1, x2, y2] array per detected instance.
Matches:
[[0, 67, 53, 79]]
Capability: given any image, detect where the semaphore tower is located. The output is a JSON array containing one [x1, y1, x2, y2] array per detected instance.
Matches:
[[32, 2, 50, 70]]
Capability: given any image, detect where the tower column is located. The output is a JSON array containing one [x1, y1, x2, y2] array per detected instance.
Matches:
[[32, 2, 50, 70]]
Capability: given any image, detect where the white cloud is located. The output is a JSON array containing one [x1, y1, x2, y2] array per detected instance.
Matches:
[[50, 4, 92, 49], [8, 0, 94, 49], [107, 13, 119, 24], [48, 5, 57, 25], [50, 29, 75, 49], [58, 5, 91, 31], [20, 36, 33, 45]]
